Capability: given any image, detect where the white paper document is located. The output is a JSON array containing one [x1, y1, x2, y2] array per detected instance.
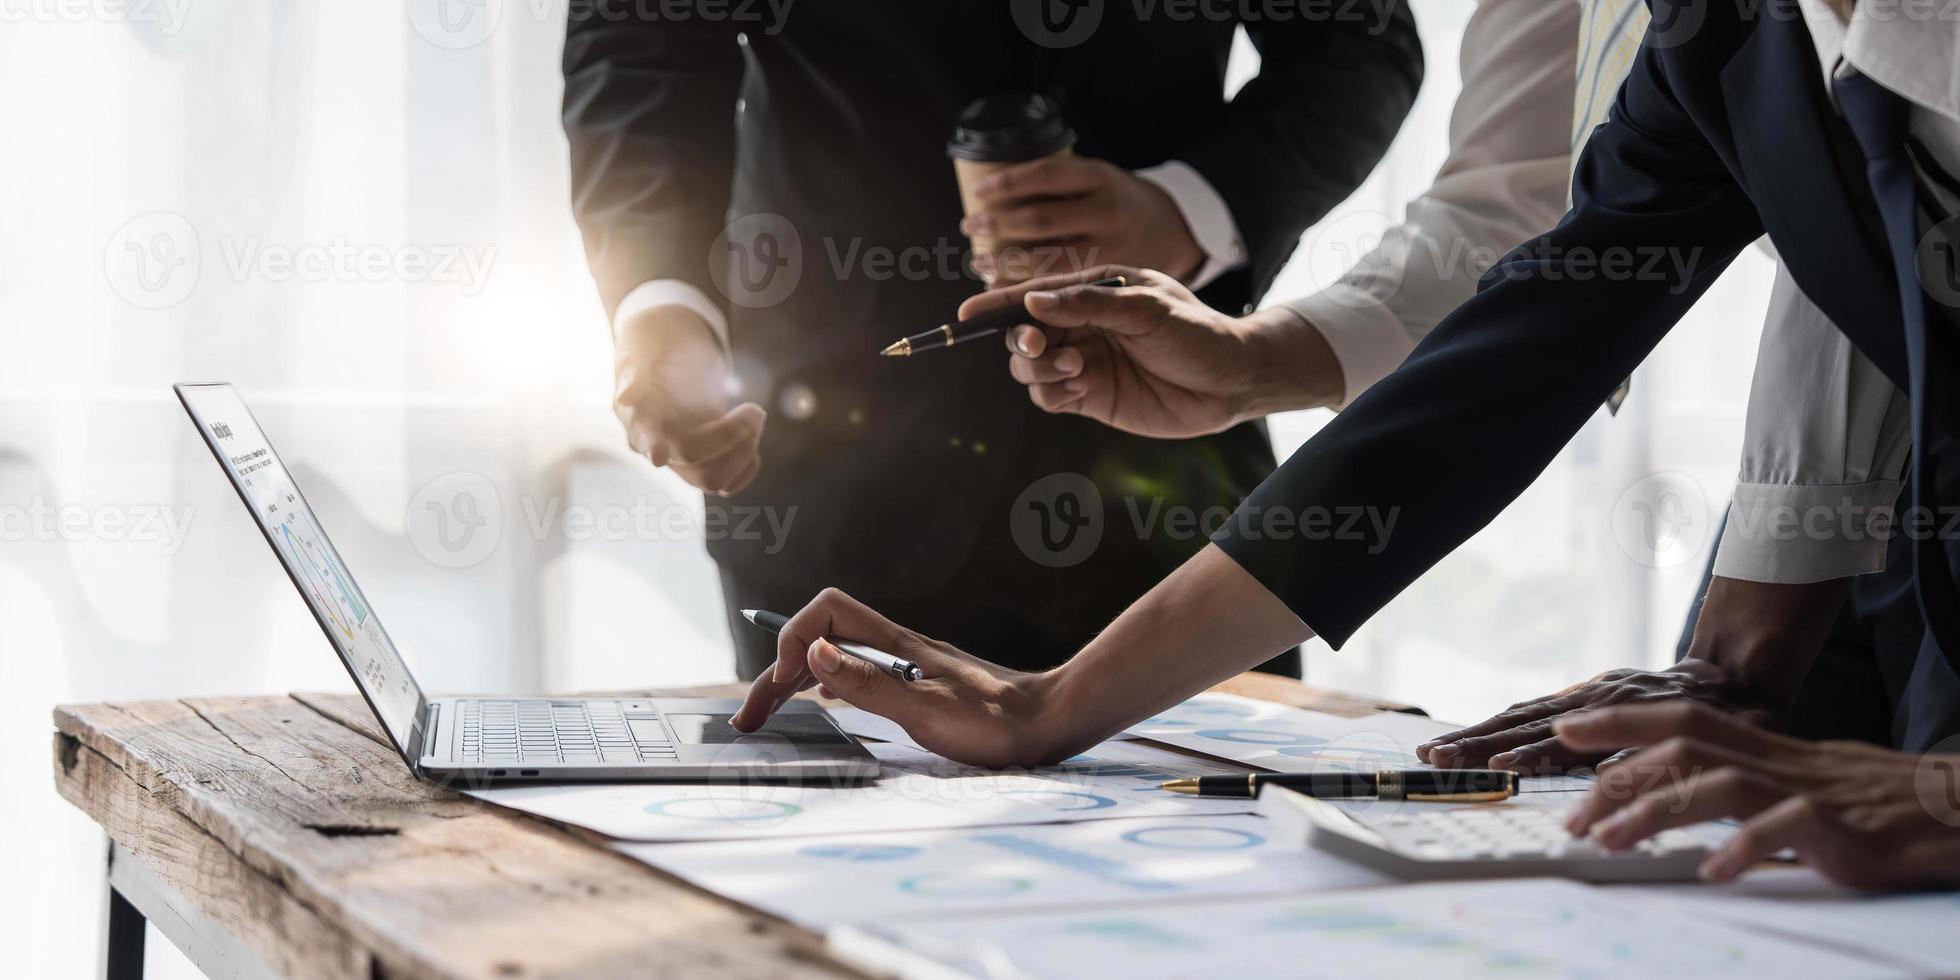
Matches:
[[830, 878, 1907, 980], [1136, 703, 1594, 794], [1124, 692, 1353, 739], [467, 740, 1257, 842], [827, 706, 927, 748], [1637, 866, 1960, 974], [618, 813, 1392, 927], [1132, 698, 1436, 772]]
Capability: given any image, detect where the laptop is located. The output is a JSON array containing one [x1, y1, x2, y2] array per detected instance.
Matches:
[[176, 382, 880, 786]]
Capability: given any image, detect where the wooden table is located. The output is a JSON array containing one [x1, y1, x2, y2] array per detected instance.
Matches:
[[53, 676, 1406, 980]]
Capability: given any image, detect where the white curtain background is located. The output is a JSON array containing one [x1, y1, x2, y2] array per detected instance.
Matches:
[[0, 2, 1771, 974]]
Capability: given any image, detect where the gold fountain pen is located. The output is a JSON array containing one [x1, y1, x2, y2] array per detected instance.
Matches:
[[880, 275, 1128, 357]]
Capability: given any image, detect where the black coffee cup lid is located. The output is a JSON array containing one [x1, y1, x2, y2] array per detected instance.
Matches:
[[946, 92, 1076, 163]]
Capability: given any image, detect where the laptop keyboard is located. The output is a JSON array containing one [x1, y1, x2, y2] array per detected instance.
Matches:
[[456, 699, 679, 765]]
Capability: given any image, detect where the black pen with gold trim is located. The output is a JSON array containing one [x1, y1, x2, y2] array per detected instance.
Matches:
[[1160, 770, 1516, 802], [879, 275, 1128, 357]]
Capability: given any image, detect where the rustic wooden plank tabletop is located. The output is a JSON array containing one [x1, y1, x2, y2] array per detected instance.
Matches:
[[54, 677, 1406, 980]]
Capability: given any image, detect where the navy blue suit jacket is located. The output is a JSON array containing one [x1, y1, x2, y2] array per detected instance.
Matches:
[[1215, 0, 1960, 745]]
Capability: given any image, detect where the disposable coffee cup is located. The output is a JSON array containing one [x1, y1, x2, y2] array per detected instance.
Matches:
[[947, 92, 1077, 272]]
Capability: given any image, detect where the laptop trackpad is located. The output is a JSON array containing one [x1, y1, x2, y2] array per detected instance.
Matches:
[[666, 712, 851, 745]]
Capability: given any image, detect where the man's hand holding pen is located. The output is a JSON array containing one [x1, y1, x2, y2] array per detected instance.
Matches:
[[613, 307, 767, 497], [968, 265, 1345, 437]]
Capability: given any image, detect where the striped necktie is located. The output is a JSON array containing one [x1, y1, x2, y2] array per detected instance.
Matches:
[[1571, 0, 1650, 174], [1570, 0, 1648, 414]]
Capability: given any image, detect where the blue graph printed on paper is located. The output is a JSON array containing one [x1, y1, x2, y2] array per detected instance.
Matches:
[[798, 844, 922, 862], [997, 789, 1118, 811], [973, 833, 1178, 893], [1119, 825, 1265, 850]]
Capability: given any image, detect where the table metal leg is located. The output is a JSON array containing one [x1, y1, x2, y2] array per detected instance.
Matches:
[[103, 879, 147, 980]]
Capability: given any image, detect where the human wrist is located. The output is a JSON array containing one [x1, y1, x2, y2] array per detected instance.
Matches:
[[1018, 663, 1110, 763], [1684, 576, 1851, 716], [616, 304, 724, 361], [1231, 306, 1344, 420]]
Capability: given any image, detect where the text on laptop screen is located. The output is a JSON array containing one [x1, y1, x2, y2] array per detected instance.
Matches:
[[178, 385, 423, 754]]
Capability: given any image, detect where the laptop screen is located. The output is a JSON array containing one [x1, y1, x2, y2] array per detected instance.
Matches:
[[176, 383, 426, 761]]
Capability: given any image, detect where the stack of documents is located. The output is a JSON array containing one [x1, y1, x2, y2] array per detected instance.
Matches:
[[463, 693, 1952, 978], [829, 878, 1914, 979]]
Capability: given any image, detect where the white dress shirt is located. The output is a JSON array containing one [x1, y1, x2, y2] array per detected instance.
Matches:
[[1711, 0, 1960, 582], [613, 165, 1246, 351], [1283, 0, 1579, 408], [1284, 0, 1922, 584]]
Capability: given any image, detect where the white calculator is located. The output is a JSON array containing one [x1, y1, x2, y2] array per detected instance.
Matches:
[[1258, 785, 1726, 883]]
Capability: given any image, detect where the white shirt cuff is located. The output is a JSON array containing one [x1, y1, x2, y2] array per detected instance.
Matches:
[[1711, 480, 1904, 584], [1136, 161, 1248, 292], [613, 279, 730, 351], [1281, 286, 1418, 409]]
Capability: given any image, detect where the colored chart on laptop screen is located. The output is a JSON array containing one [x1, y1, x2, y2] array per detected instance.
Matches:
[[178, 384, 424, 756]]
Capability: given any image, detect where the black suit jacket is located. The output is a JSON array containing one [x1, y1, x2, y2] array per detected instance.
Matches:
[[563, 2, 1422, 598], [1215, 0, 1960, 743]]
